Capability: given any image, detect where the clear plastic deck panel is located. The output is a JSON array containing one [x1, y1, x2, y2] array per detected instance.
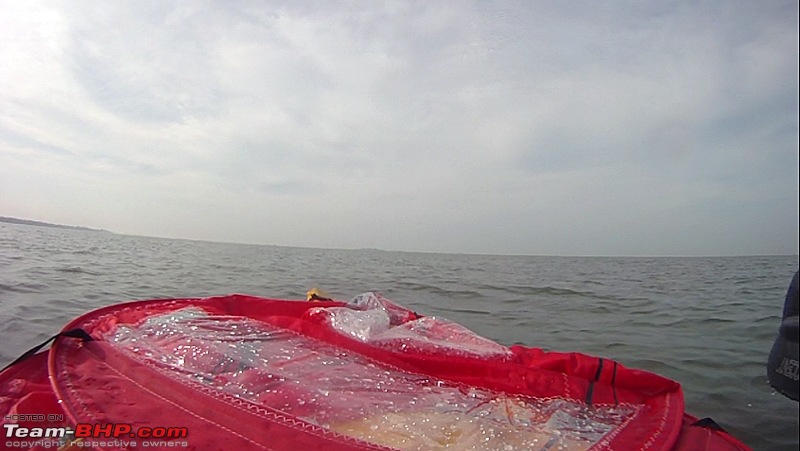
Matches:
[[105, 298, 636, 451]]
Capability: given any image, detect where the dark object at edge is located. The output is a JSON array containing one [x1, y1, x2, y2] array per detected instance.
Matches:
[[767, 270, 799, 401]]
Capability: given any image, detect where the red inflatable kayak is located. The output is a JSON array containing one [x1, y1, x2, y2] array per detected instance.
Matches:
[[1, 293, 750, 450]]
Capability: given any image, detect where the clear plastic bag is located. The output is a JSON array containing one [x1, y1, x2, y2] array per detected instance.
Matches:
[[311, 292, 513, 358]]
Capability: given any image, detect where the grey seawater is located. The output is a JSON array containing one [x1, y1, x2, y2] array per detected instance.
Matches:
[[0, 222, 797, 450]]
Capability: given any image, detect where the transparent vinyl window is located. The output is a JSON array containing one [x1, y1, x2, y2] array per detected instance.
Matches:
[[105, 306, 634, 451]]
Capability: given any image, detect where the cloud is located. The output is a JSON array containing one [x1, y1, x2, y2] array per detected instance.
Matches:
[[1, 1, 797, 255]]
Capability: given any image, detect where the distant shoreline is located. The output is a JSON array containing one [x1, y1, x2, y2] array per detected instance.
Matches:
[[0, 216, 109, 233]]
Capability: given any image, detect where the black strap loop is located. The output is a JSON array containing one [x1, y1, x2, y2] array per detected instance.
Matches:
[[692, 417, 726, 432], [611, 360, 619, 405], [1, 328, 93, 373], [586, 357, 605, 405]]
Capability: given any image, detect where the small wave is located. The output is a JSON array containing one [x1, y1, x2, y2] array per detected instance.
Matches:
[[448, 307, 492, 316], [698, 317, 738, 324], [72, 247, 99, 255], [0, 282, 48, 294], [478, 283, 594, 299], [624, 358, 684, 375], [480, 284, 649, 305], [392, 281, 483, 299], [56, 266, 101, 276]]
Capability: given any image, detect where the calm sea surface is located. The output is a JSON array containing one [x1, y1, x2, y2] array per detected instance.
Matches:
[[0, 223, 797, 450]]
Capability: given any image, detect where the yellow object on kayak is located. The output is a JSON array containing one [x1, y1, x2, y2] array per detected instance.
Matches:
[[307, 287, 332, 302]]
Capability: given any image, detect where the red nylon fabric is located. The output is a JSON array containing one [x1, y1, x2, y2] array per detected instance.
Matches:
[[0, 294, 751, 450], [674, 415, 750, 451]]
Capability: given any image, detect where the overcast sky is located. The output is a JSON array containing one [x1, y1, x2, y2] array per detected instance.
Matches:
[[1, 1, 797, 256]]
